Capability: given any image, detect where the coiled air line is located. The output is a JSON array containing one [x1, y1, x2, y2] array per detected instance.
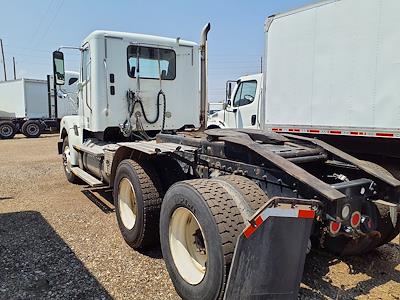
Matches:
[[120, 47, 167, 139]]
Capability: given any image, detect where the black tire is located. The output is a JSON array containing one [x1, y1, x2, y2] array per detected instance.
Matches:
[[21, 120, 42, 138], [160, 179, 244, 300], [374, 204, 400, 246], [114, 159, 162, 249], [62, 136, 80, 184], [212, 175, 269, 212], [0, 121, 17, 139], [322, 201, 380, 256]]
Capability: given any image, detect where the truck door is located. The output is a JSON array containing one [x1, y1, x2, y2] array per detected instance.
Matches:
[[80, 45, 91, 127], [232, 80, 259, 128]]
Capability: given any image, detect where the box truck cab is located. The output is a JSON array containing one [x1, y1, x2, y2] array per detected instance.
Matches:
[[207, 73, 262, 129]]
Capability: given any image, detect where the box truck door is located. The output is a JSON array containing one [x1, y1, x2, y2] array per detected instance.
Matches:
[[232, 80, 259, 128]]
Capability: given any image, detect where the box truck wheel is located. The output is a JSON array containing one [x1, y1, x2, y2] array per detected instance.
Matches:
[[0, 121, 17, 139], [160, 179, 244, 300], [114, 159, 162, 249], [21, 120, 42, 138]]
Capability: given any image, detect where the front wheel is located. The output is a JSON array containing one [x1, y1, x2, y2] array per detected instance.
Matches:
[[62, 136, 79, 183], [160, 179, 244, 300]]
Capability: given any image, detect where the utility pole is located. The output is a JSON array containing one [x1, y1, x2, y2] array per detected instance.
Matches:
[[13, 57, 16, 80], [0, 38, 7, 81]]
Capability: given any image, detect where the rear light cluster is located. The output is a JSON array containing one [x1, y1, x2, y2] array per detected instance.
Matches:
[[329, 210, 361, 235]]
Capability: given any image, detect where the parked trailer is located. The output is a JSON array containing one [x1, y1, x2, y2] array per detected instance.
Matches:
[[208, 0, 400, 250], [53, 18, 399, 300], [0, 71, 79, 139]]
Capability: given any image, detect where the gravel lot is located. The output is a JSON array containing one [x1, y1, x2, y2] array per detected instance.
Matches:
[[0, 134, 399, 299]]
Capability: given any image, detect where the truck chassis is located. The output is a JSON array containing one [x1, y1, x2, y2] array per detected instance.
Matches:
[[59, 128, 399, 299]]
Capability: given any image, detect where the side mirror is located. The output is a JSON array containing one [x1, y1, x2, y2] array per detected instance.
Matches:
[[53, 51, 65, 85], [77, 82, 83, 91], [227, 82, 232, 100]]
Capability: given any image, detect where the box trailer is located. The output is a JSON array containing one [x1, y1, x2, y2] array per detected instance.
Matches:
[[0, 71, 79, 139], [209, 0, 400, 168]]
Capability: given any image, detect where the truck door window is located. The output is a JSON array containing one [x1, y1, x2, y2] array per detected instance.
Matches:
[[233, 80, 257, 107], [127, 45, 176, 80], [68, 77, 78, 85], [81, 48, 91, 81]]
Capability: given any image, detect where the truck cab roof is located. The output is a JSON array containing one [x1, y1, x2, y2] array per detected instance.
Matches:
[[82, 30, 198, 48]]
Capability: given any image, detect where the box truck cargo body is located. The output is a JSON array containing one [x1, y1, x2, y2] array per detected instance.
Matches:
[[0, 71, 79, 139], [263, 0, 400, 138], [0, 79, 49, 119]]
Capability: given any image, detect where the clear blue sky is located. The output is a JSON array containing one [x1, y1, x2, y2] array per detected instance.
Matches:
[[0, 0, 314, 101]]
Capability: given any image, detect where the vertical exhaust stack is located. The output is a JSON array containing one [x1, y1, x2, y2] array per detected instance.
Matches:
[[199, 22, 211, 131]]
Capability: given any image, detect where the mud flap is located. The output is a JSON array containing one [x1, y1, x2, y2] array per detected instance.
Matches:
[[224, 200, 317, 300]]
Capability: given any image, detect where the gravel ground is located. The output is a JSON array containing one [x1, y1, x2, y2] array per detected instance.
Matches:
[[0, 134, 399, 300]]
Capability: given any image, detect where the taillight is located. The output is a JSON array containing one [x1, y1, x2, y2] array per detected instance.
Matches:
[[350, 211, 361, 228], [329, 221, 341, 235]]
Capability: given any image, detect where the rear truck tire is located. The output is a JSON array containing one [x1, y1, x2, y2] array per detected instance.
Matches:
[[114, 159, 162, 249], [322, 201, 380, 256], [160, 179, 245, 300], [374, 204, 400, 246], [62, 136, 80, 184], [21, 120, 42, 138], [0, 121, 17, 139], [212, 175, 269, 212]]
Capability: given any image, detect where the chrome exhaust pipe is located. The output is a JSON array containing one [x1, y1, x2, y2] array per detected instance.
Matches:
[[199, 22, 211, 131]]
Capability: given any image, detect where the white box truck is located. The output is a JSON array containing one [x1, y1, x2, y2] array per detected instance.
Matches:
[[209, 0, 400, 175], [0, 71, 79, 139]]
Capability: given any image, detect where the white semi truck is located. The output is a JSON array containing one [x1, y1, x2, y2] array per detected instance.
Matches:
[[0, 71, 79, 139], [54, 1, 400, 298]]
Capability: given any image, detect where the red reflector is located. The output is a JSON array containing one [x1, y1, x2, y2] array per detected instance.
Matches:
[[289, 128, 300, 132], [298, 210, 315, 219], [271, 128, 282, 132], [308, 129, 320, 133], [329, 221, 341, 234], [350, 131, 359, 135], [351, 211, 361, 228], [244, 215, 263, 238], [376, 132, 394, 138], [329, 130, 342, 135]]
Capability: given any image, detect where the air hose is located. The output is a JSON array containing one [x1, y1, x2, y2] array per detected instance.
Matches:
[[121, 89, 167, 138]]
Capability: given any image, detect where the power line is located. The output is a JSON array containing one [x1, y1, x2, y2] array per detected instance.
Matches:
[[29, 0, 55, 45], [34, 0, 65, 47]]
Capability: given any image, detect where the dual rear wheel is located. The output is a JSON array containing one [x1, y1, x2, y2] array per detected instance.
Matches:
[[113, 163, 268, 300]]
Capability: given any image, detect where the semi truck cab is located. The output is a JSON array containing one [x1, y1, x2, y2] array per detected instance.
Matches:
[[208, 73, 262, 129]]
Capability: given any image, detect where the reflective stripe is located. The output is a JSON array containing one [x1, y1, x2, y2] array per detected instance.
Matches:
[[243, 208, 315, 238]]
